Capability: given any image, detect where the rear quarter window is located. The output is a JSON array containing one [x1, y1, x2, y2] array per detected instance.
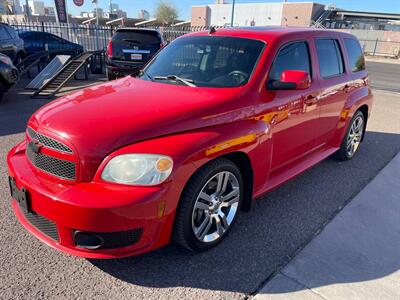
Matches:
[[113, 30, 161, 45], [344, 38, 365, 72], [316, 39, 344, 78]]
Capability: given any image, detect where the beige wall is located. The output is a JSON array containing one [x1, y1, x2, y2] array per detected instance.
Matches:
[[191, 6, 210, 27], [281, 3, 319, 27]]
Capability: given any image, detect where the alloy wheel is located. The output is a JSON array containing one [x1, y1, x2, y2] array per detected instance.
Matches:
[[191, 171, 240, 243], [346, 115, 364, 157]]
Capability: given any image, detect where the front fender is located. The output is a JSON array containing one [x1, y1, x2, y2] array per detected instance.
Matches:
[[95, 119, 272, 206]]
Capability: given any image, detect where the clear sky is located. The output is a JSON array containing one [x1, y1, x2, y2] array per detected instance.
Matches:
[[43, 0, 400, 21]]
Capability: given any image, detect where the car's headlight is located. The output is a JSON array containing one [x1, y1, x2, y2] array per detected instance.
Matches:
[[101, 154, 173, 185]]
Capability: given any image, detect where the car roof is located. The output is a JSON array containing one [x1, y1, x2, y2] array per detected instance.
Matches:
[[116, 27, 160, 33], [186, 26, 356, 42]]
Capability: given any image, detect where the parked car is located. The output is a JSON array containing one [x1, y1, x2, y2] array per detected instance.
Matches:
[[17, 31, 84, 57], [0, 53, 18, 102], [0, 23, 25, 64], [7, 27, 372, 258], [106, 28, 165, 80]]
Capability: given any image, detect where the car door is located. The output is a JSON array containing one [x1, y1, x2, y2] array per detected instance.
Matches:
[[313, 37, 351, 146], [258, 40, 321, 171]]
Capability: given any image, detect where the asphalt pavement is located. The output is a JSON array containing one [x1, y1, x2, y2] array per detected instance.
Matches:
[[0, 77, 399, 299], [366, 60, 400, 93]]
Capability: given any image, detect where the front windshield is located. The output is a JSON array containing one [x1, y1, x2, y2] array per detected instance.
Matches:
[[139, 36, 265, 88]]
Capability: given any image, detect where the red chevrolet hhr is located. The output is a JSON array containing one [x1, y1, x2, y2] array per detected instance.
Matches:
[[7, 27, 372, 258]]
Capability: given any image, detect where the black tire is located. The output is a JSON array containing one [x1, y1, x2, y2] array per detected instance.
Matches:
[[106, 69, 117, 81], [334, 110, 365, 161], [173, 158, 243, 251]]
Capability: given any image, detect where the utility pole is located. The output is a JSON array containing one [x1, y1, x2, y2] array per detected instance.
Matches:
[[92, 0, 99, 25], [230, 0, 236, 27], [109, 0, 113, 15], [25, 0, 31, 22]]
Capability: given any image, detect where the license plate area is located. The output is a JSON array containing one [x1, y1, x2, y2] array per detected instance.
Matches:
[[131, 53, 142, 60], [9, 177, 30, 213]]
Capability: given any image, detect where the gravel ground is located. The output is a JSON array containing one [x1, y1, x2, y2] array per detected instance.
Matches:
[[0, 78, 399, 299]]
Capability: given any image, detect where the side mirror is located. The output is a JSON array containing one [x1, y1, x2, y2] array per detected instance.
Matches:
[[268, 70, 311, 90]]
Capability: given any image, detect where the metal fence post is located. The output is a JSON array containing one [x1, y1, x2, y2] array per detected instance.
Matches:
[[373, 38, 378, 56]]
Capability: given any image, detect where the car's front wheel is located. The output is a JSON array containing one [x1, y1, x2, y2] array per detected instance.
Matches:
[[335, 110, 365, 161], [173, 158, 243, 251]]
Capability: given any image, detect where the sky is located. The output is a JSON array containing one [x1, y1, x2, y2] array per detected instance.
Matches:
[[41, 0, 400, 21]]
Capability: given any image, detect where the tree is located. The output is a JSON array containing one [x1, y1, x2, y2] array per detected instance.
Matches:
[[155, 1, 178, 25]]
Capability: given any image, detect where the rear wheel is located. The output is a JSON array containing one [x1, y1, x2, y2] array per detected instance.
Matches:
[[334, 110, 365, 161], [173, 158, 243, 251], [106, 68, 117, 81]]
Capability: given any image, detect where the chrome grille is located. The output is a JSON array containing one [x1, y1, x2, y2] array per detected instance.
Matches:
[[27, 127, 73, 154], [26, 144, 76, 180]]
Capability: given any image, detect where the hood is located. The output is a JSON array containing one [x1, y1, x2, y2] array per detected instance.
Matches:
[[29, 77, 253, 180]]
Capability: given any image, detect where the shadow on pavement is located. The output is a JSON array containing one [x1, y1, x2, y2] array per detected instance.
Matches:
[[90, 131, 400, 294]]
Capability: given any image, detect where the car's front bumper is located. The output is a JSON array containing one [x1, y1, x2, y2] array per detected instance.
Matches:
[[1, 65, 19, 88], [7, 142, 179, 259]]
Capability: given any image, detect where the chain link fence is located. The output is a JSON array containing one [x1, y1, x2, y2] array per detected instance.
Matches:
[[6, 21, 400, 58], [359, 39, 400, 58]]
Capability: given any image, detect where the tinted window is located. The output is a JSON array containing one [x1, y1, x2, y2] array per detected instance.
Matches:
[[316, 39, 344, 78], [269, 42, 311, 81], [140, 36, 264, 87], [0, 27, 11, 40], [113, 30, 161, 45], [344, 38, 365, 72]]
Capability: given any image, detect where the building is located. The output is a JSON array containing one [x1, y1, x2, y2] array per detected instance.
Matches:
[[191, 1, 324, 27], [27, 0, 45, 16], [138, 9, 150, 20], [44, 6, 55, 17], [323, 9, 400, 31], [8, 0, 23, 14]]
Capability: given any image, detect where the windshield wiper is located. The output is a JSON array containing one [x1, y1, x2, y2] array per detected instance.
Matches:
[[153, 75, 197, 87]]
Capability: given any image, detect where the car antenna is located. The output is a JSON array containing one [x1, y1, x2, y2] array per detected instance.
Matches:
[[209, 27, 216, 35]]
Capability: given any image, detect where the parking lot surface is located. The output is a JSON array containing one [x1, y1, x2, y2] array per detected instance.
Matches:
[[366, 60, 400, 93], [0, 78, 399, 299]]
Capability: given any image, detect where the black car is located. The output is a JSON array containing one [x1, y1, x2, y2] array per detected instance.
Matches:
[[0, 53, 19, 102], [17, 31, 84, 57], [0, 23, 25, 64], [106, 28, 165, 80]]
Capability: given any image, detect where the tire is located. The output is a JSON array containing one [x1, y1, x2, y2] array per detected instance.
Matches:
[[334, 110, 365, 161], [173, 158, 243, 251], [106, 68, 117, 81]]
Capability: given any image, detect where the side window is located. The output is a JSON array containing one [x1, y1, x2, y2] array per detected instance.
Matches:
[[316, 39, 344, 78], [0, 27, 11, 40], [269, 41, 311, 82], [344, 38, 365, 72]]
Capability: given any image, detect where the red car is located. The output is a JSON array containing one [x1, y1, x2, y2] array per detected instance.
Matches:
[[7, 27, 372, 258]]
